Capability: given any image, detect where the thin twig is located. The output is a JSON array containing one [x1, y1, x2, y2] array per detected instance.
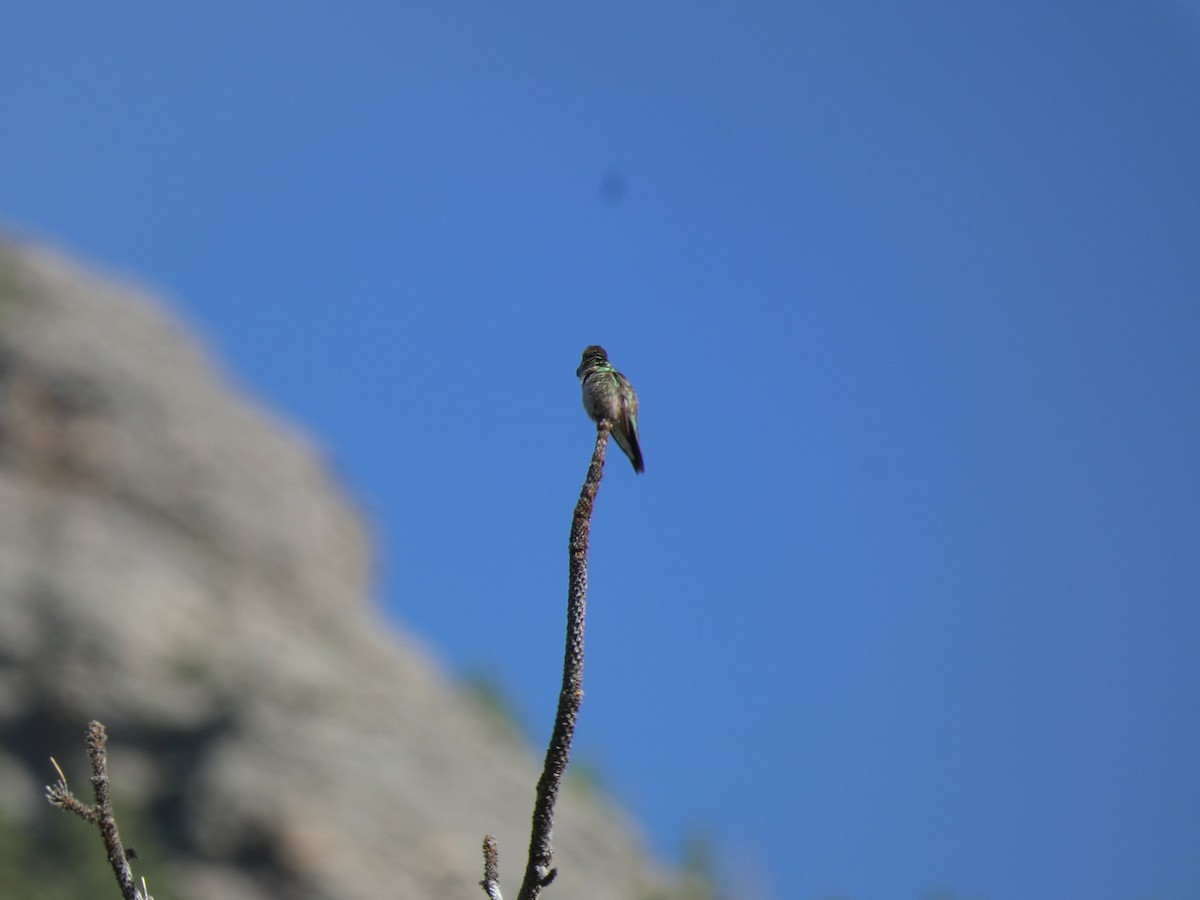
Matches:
[[480, 835, 503, 900], [46, 755, 98, 823], [46, 721, 145, 900]]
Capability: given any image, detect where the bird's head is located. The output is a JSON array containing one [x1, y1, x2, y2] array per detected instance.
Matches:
[[577, 345, 608, 377]]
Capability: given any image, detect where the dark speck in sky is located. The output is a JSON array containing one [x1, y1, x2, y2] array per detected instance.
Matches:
[[600, 168, 627, 204]]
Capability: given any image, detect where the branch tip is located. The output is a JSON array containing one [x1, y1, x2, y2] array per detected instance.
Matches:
[[480, 834, 503, 900]]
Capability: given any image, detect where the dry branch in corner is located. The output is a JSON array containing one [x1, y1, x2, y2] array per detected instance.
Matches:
[[46, 720, 151, 900]]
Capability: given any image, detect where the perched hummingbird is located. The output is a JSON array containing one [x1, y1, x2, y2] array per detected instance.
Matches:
[[576, 345, 644, 474]]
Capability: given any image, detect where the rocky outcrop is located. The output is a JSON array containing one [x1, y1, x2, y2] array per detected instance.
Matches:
[[0, 239, 679, 900]]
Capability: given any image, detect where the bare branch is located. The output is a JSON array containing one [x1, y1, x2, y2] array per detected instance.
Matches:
[[516, 421, 609, 900], [480, 835, 503, 900], [46, 721, 147, 900]]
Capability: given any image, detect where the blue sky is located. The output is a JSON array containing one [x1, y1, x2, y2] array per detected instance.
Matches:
[[3, 4, 1199, 898]]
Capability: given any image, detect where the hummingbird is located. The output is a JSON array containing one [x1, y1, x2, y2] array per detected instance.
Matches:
[[576, 345, 644, 474]]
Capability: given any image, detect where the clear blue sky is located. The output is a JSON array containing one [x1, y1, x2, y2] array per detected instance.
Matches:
[[4, 4, 1199, 898]]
